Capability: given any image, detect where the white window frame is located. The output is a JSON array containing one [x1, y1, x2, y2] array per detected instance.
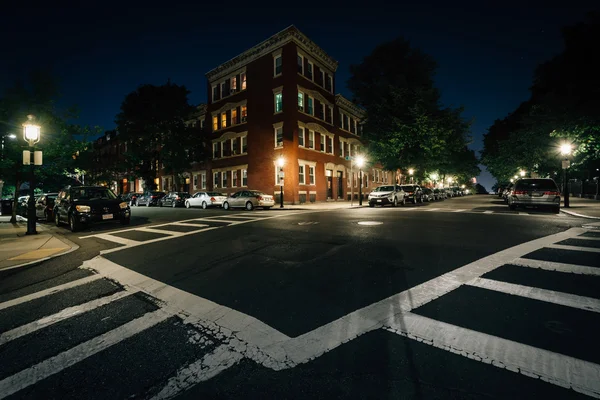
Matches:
[[274, 126, 283, 148], [308, 130, 315, 149], [221, 140, 225, 158], [241, 72, 247, 90], [320, 133, 325, 152], [232, 170, 238, 187], [242, 169, 248, 186], [213, 172, 219, 188], [327, 136, 334, 155], [201, 172, 206, 189], [241, 105, 247, 123], [274, 54, 282, 76], [298, 165, 305, 184], [306, 60, 313, 80], [212, 85, 218, 102], [212, 115, 218, 131], [213, 142, 219, 159], [231, 76, 237, 92], [326, 73, 333, 93], [297, 53, 304, 75], [321, 103, 325, 121], [307, 96, 314, 115], [298, 91, 304, 112], [221, 112, 227, 129], [274, 91, 283, 114], [309, 166, 315, 185], [320, 70, 325, 87], [222, 170, 228, 188], [298, 127, 305, 147], [241, 135, 248, 154]]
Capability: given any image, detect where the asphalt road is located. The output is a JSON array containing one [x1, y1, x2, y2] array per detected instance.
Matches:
[[1, 195, 599, 399]]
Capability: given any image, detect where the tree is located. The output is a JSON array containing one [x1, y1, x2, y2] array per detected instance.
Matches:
[[475, 183, 488, 194], [348, 37, 478, 182], [115, 82, 202, 190]]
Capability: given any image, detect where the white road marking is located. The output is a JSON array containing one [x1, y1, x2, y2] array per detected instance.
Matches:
[[467, 277, 600, 313], [572, 235, 600, 241], [149, 345, 243, 400], [512, 258, 600, 276], [213, 215, 264, 220], [0, 290, 135, 345], [95, 233, 140, 246], [547, 244, 600, 253], [191, 218, 244, 224], [137, 227, 181, 236], [384, 312, 600, 399], [424, 208, 440, 212], [0, 275, 102, 311], [0, 309, 171, 399], [452, 209, 466, 212], [483, 210, 494, 214], [519, 212, 529, 215], [169, 222, 210, 228]]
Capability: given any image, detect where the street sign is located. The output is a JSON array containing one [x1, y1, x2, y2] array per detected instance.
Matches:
[[562, 160, 570, 169], [345, 156, 353, 161]]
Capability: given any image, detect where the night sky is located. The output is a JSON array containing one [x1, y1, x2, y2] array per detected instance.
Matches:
[[2, 2, 596, 191]]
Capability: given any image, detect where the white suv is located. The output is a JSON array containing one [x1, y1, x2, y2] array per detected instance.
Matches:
[[368, 185, 406, 207]]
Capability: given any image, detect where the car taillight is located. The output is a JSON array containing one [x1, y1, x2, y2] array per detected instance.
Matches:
[[544, 191, 560, 195], [176, 196, 180, 200], [151, 195, 157, 199], [513, 190, 526, 195], [210, 197, 215, 202], [257, 196, 263, 200]]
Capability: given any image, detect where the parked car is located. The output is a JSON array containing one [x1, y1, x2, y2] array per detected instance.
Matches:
[[222, 190, 275, 210], [367, 185, 406, 207], [502, 183, 514, 203], [433, 188, 445, 200], [54, 185, 130, 232], [398, 185, 423, 204], [136, 191, 166, 207], [159, 192, 190, 208], [124, 192, 143, 206], [35, 193, 58, 220], [185, 191, 227, 209], [422, 188, 435, 202], [507, 178, 561, 213]]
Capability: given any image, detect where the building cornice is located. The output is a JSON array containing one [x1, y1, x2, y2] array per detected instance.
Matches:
[[206, 25, 339, 83], [335, 94, 366, 119]]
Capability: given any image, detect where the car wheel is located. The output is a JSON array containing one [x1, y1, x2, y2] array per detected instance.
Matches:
[[223, 202, 230, 210], [68, 213, 81, 232], [202, 201, 207, 209], [419, 196, 424, 203], [392, 197, 398, 207], [146, 201, 150, 207], [369, 203, 374, 207], [245, 201, 254, 211], [185, 201, 190, 209], [55, 211, 61, 227], [121, 217, 130, 225]]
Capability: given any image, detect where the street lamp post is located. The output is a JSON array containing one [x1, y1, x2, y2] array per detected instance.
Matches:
[[277, 156, 284, 208], [356, 156, 365, 206], [23, 116, 41, 235], [408, 168, 414, 184], [560, 143, 572, 208]]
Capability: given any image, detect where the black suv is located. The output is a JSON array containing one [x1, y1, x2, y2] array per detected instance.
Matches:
[[54, 185, 131, 232], [399, 184, 424, 204]]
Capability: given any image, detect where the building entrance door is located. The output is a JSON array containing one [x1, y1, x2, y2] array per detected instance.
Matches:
[[327, 177, 333, 199], [337, 171, 343, 199]]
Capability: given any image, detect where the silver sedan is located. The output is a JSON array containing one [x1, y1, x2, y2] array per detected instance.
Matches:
[[222, 190, 275, 211], [185, 191, 227, 209]]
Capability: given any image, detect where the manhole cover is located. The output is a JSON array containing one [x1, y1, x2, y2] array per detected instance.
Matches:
[[357, 221, 383, 226]]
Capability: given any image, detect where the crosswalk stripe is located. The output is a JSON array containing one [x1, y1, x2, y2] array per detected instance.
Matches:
[[0, 309, 171, 399], [467, 277, 600, 313], [512, 257, 600, 276], [96, 233, 139, 246], [215, 215, 264, 220], [169, 222, 210, 228], [191, 218, 242, 224], [384, 312, 600, 398], [452, 209, 466, 212], [0, 290, 135, 345], [483, 210, 494, 214], [137, 227, 181, 235], [424, 208, 440, 212], [0, 275, 102, 311], [546, 244, 600, 253], [149, 345, 243, 400]]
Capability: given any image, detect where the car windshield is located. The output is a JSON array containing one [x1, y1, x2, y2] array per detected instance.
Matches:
[[515, 179, 558, 191], [400, 185, 416, 191], [373, 186, 395, 192], [71, 187, 117, 201], [207, 192, 223, 196]]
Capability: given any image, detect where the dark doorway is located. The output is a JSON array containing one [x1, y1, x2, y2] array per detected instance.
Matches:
[[327, 174, 333, 199], [337, 171, 343, 199]]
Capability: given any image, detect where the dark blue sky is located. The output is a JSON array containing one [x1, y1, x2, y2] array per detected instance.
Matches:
[[2, 1, 596, 190]]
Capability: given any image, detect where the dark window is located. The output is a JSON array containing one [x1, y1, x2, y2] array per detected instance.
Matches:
[[275, 56, 282, 75], [325, 74, 332, 91], [515, 179, 558, 191]]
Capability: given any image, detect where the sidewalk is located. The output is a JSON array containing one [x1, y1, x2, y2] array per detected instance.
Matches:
[[561, 197, 600, 219], [0, 218, 78, 271]]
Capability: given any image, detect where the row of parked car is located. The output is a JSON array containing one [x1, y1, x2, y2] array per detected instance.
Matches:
[[125, 190, 275, 211], [367, 185, 469, 207]]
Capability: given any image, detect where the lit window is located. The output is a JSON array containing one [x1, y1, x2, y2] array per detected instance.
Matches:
[[297, 54, 303, 74], [274, 55, 282, 76], [213, 172, 219, 188], [297, 91, 304, 111], [299, 165, 305, 184], [241, 72, 247, 90], [242, 169, 248, 186], [298, 127, 305, 147], [242, 135, 247, 153], [222, 171, 228, 187], [306, 61, 313, 80], [308, 130, 314, 149], [309, 166, 315, 184], [221, 113, 227, 129], [212, 115, 218, 131], [320, 134, 325, 152], [232, 170, 238, 187], [231, 108, 238, 125], [241, 105, 247, 122], [275, 92, 283, 113], [231, 76, 237, 91], [275, 127, 283, 148], [307, 96, 313, 115]]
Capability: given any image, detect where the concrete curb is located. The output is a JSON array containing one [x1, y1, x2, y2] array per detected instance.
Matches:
[[560, 209, 600, 220], [0, 234, 80, 272]]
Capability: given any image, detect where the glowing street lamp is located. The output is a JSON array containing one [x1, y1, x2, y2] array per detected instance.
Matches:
[[560, 142, 573, 207], [22, 115, 41, 235], [519, 170, 526, 177], [356, 156, 365, 206], [513, 175, 518, 180], [408, 168, 414, 184], [277, 156, 285, 208], [560, 143, 572, 157], [510, 178, 514, 183]]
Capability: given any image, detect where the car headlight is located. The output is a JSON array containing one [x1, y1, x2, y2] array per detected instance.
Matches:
[[119, 202, 128, 209], [76, 205, 91, 213]]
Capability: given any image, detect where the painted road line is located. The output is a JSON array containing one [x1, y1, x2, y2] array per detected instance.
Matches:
[[213, 215, 265, 220], [271, 227, 589, 366], [191, 218, 244, 224], [519, 212, 529, 215], [483, 210, 494, 214], [83, 256, 290, 351], [512, 257, 600, 276], [0, 290, 135, 346], [0, 275, 102, 311], [452, 209, 467, 212], [572, 235, 600, 241], [546, 244, 600, 253], [467, 277, 600, 313], [95, 233, 140, 246], [424, 208, 441, 212], [0, 309, 171, 399], [169, 222, 210, 228], [384, 312, 600, 399], [149, 345, 244, 400], [137, 227, 182, 236]]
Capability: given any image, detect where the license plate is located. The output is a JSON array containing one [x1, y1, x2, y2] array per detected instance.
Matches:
[[102, 214, 113, 220], [377, 199, 382, 202], [532, 192, 543, 197]]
